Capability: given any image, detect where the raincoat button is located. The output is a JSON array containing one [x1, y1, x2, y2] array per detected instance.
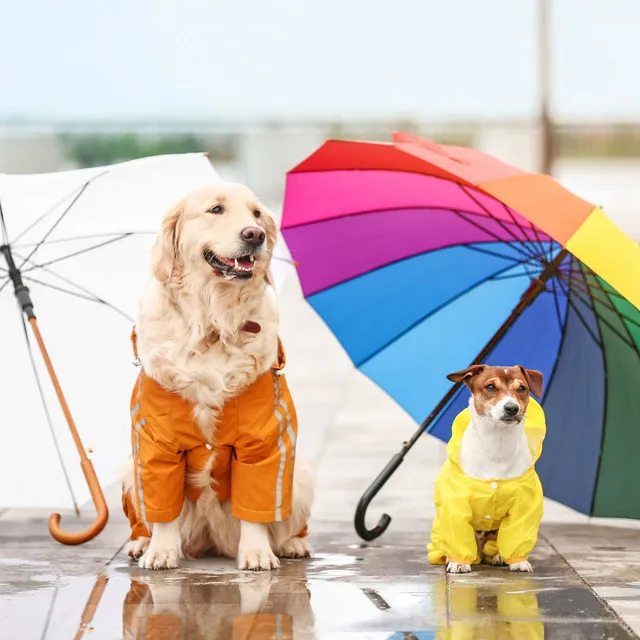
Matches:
[[484, 515, 491, 519], [490, 481, 498, 490], [205, 444, 212, 450]]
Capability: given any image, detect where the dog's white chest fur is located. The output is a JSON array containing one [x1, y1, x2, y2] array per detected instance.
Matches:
[[458, 401, 533, 481], [135, 278, 279, 441]]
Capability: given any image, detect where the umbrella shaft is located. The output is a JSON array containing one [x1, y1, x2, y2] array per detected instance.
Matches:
[[27, 317, 88, 462], [0, 243, 35, 319]]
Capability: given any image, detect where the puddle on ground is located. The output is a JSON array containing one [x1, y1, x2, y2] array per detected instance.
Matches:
[[0, 552, 636, 639]]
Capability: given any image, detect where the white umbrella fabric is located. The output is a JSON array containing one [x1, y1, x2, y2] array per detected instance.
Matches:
[[0, 153, 294, 542]]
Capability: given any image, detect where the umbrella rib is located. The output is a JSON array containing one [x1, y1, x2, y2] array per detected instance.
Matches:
[[11, 170, 110, 247], [487, 271, 531, 282], [39, 584, 59, 640], [578, 262, 640, 346], [16, 299, 80, 514], [13, 252, 134, 322], [548, 273, 567, 332], [540, 276, 574, 404], [563, 265, 640, 330], [559, 277, 638, 353], [0, 197, 9, 244], [21, 233, 133, 273], [457, 185, 541, 261], [449, 209, 539, 263], [462, 243, 529, 262], [12, 231, 155, 249], [18, 171, 109, 270], [541, 270, 588, 402], [21, 273, 124, 307], [566, 267, 640, 312], [555, 279, 604, 348], [462, 242, 556, 267], [11, 183, 89, 245], [499, 200, 549, 258], [521, 209, 554, 263], [355, 261, 534, 368]]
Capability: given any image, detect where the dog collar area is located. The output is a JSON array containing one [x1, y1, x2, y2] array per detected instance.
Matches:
[[242, 321, 261, 334]]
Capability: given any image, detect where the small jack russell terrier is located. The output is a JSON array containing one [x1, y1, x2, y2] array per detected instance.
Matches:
[[427, 364, 546, 574]]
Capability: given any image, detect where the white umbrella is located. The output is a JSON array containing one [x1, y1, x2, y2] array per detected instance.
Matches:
[[0, 153, 294, 544]]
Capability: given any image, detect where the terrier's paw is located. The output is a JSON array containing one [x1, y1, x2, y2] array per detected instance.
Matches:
[[126, 537, 150, 561], [138, 546, 180, 570], [491, 553, 507, 567], [276, 536, 312, 559], [446, 562, 472, 574], [238, 546, 281, 571], [509, 560, 533, 572]]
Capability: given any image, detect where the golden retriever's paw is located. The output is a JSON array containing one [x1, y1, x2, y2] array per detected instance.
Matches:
[[237, 546, 281, 571], [446, 562, 472, 574], [138, 546, 180, 570], [509, 560, 533, 572], [276, 536, 312, 559], [126, 537, 150, 561], [491, 553, 507, 567]]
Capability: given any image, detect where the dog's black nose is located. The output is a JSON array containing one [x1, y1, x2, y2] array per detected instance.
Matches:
[[241, 227, 266, 247], [504, 403, 519, 417]]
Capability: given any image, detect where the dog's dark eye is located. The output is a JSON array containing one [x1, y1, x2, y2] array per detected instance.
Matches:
[[209, 205, 224, 214], [253, 209, 261, 219], [486, 384, 496, 392], [518, 385, 527, 392]]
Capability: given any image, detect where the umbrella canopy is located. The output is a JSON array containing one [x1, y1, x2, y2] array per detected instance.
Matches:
[[281, 132, 640, 520], [0, 154, 294, 512]]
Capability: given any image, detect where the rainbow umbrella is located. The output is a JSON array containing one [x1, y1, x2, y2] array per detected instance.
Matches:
[[281, 132, 640, 541]]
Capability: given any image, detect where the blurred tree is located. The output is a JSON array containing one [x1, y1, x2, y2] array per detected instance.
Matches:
[[59, 133, 234, 167]]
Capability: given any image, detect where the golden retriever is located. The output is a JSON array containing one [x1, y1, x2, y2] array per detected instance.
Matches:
[[122, 182, 314, 571]]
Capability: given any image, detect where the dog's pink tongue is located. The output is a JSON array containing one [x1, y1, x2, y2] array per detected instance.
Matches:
[[216, 256, 254, 270]]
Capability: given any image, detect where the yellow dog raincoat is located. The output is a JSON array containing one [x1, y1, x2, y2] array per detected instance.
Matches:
[[427, 399, 546, 566], [122, 328, 305, 540]]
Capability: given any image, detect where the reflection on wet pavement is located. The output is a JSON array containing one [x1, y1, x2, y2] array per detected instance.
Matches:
[[0, 532, 636, 639]]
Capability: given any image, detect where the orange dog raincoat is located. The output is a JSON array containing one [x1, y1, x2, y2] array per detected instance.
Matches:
[[122, 328, 300, 539]]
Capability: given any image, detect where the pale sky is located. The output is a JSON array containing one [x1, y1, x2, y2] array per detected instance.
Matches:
[[0, 0, 639, 122]]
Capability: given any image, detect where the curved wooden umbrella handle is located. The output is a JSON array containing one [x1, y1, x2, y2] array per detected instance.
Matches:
[[28, 317, 110, 545], [49, 458, 109, 545]]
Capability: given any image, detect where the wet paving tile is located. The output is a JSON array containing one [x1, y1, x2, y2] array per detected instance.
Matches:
[[0, 531, 637, 639]]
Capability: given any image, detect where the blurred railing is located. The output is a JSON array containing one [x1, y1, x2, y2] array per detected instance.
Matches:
[[3, 119, 640, 172]]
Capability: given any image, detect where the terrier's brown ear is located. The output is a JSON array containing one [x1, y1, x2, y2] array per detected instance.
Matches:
[[518, 366, 544, 398], [446, 364, 486, 388]]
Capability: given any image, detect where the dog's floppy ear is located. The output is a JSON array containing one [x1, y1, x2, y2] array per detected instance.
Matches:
[[151, 201, 183, 282], [260, 206, 278, 287], [518, 366, 544, 398], [446, 364, 486, 388]]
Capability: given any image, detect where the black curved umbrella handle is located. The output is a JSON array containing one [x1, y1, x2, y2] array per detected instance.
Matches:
[[354, 452, 405, 541]]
